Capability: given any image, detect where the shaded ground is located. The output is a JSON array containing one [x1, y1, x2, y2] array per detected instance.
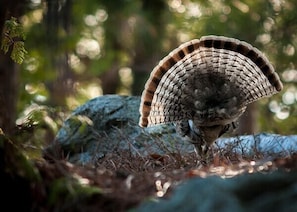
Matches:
[[3, 129, 297, 212], [36, 151, 297, 211]]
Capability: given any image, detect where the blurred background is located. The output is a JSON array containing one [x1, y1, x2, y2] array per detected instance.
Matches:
[[1, 0, 296, 146]]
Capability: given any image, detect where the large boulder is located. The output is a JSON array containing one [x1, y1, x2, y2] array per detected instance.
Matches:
[[136, 170, 297, 211], [47, 95, 193, 164], [47, 95, 297, 165]]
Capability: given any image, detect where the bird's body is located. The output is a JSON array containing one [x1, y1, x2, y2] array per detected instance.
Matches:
[[139, 35, 283, 157]]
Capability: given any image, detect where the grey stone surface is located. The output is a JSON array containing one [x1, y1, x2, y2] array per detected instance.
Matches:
[[136, 170, 297, 212], [50, 95, 194, 164], [217, 133, 297, 157], [49, 95, 297, 165]]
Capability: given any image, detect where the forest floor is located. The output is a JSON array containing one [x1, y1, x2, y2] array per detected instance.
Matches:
[[3, 131, 297, 212], [35, 148, 297, 211]]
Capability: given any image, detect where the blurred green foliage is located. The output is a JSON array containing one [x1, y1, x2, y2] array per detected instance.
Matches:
[[6, 0, 297, 152]]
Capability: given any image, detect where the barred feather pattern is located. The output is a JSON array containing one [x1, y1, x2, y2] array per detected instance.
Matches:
[[139, 35, 282, 126], [139, 35, 283, 156]]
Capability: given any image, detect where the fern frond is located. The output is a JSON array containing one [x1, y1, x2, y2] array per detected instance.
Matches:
[[1, 17, 27, 64]]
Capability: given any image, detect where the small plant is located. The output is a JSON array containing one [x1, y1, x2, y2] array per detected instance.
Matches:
[[1, 17, 27, 64]]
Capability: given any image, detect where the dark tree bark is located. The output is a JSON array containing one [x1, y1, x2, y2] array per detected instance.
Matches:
[[45, 0, 74, 107], [99, 2, 124, 94], [236, 102, 258, 135], [131, 0, 167, 95], [100, 64, 120, 94], [0, 0, 25, 135], [0, 54, 18, 134]]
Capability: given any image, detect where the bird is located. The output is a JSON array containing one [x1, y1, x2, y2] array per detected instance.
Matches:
[[138, 35, 283, 158]]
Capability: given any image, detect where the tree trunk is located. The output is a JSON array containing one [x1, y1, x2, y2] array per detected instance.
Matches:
[[0, 0, 24, 135], [0, 54, 18, 134], [236, 102, 258, 135], [45, 0, 74, 107], [100, 65, 120, 94], [131, 0, 167, 95]]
